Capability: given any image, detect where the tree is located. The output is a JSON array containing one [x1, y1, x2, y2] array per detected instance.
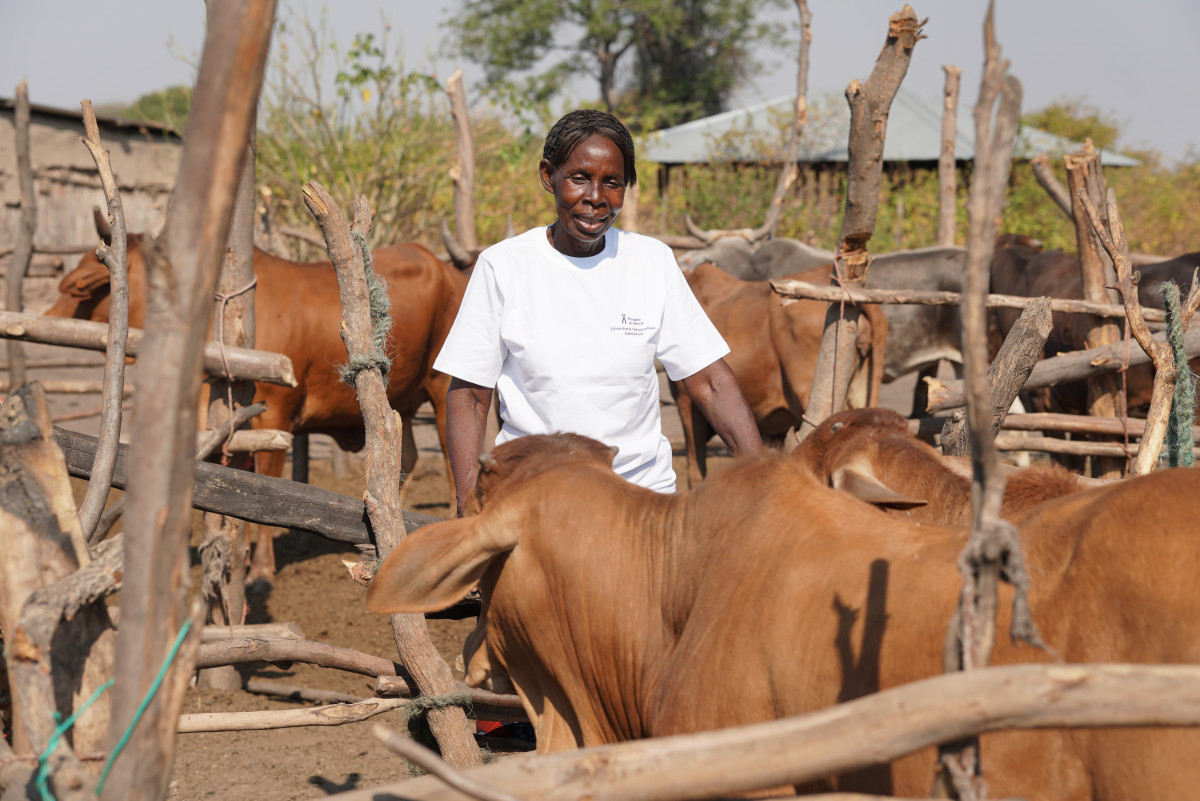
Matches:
[[443, 0, 785, 127], [121, 85, 193, 131], [1021, 97, 1122, 152]]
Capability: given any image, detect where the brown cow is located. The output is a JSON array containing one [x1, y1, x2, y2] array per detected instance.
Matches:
[[794, 407, 1089, 526], [671, 262, 887, 487], [369, 432, 1200, 798], [46, 233, 468, 583]]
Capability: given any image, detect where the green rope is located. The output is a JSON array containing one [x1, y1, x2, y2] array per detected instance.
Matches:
[[33, 678, 115, 801], [1163, 281, 1196, 468], [95, 619, 193, 795], [338, 230, 393, 385], [401, 691, 471, 777]]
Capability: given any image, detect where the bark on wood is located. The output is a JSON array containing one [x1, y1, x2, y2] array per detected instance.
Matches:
[[1065, 140, 1123, 477], [1031, 153, 1073, 220], [445, 70, 478, 253], [192, 638, 520, 718], [990, 434, 1189, 459], [769, 279, 1164, 322], [178, 698, 410, 733], [200, 622, 304, 642], [330, 663, 1200, 801], [7, 81, 35, 384], [941, 298, 1051, 456], [1078, 189, 1199, 475], [927, 325, 1200, 412], [0, 384, 113, 800], [937, 65, 962, 247], [200, 111, 258, 674], [999, 411, 1199, 439], [102, 2, 276, 797], [0, 311, 296, 386], [55, 425, 443, 545], [243, 678, 363, 705], [799, 6, 925, 436], [939, 9, 1025, 795], [756, 0, 811, 240], [302, 184, 481, 769], [0, 379, 132, 395], [76, 100, 132, 544]]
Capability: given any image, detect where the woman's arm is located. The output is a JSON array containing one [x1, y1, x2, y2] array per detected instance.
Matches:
[[446, 377, 495, 517], [680, 359, 765, 458]]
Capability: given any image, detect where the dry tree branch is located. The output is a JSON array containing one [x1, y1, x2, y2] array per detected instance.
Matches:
[[330, 663, 1200, 801], [1030, 153, 1073, 220], [1077, 188, 1183, 475], [302, 183, 482, 769], [753, 0, 812, 241], [76, 100, 130, 544], [374, 725, 529, 801], [936, 5, 1029, 796]]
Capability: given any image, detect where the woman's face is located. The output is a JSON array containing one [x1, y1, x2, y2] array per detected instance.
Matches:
[[539, 134, 626, 258]]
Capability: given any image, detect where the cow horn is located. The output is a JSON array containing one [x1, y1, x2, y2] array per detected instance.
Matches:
[[505, 214, 516, 239], [685, 214, 715, 245], [93, 205, 113, 246], [441, 219, 474, 269], [832, 465, 927, 510]]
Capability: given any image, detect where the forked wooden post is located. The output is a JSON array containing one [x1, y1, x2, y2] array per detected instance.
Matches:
[[797, 5, 925, 437], [302, 182, 482, 770], [1065, 140, 1124, 478], [1078, 188, 1200, 475]]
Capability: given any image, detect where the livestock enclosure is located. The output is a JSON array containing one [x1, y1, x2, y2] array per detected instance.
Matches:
[[5, 1, 1200, 800]]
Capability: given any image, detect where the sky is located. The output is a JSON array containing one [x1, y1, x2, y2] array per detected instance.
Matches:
[[1, 0, 1197, 164]]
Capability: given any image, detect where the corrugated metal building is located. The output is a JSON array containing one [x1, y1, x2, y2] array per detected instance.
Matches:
[[640, 88, 1138, 167]]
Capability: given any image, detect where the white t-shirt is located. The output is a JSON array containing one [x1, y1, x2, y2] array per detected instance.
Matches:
[[433, 226, 729, 492]]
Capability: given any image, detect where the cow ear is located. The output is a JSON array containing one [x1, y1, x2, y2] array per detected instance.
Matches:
[[607, 445, 619, 465], [367, 516, 518, 614], [833, 466, 928, 510]]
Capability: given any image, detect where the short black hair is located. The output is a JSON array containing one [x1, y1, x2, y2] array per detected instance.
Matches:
[[542, 109, 637, 187]]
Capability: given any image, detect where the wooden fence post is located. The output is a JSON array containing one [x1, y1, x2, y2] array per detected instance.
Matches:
[[101, 2, 276, 798], [6, 80, 35, 385], [1064, 140, 1124, 478], [302, 183, 482, 770], [937, 65, 962, 246], [798, 5, 925, 437]]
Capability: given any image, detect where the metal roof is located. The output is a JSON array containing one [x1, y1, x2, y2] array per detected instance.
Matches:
[[639, 88, 1138, 167]]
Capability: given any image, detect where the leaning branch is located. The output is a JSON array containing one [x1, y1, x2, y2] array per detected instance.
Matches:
[[76, 99, 131, 543], [328, 663, 1200, 801]]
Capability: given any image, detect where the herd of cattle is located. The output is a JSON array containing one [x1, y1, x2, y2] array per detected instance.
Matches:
[[44, 220, 1200, 795]]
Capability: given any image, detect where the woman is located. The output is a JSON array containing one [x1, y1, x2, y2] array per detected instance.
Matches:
[[434, 109, 763, 516]]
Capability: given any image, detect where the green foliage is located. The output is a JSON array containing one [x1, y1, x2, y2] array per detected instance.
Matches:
[[1021, 98, 1122, 151], [121, 85, 192, 131], [443, 0, 786, 128]]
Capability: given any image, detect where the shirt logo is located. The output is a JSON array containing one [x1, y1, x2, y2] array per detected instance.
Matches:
[[611, 313, 652, 337]]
